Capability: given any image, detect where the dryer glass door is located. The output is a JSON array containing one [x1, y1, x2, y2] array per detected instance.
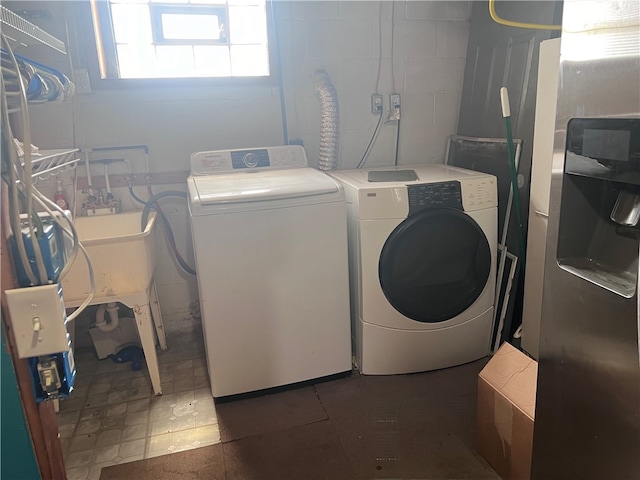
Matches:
[[379, 208, 491, 323]]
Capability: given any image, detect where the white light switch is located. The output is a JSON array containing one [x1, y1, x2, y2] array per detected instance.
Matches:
[[5, 284, 69, 358]]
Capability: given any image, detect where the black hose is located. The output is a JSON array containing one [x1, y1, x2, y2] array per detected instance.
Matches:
[[141, 190, 187, 230], [128, 184, 148, 206], [129, 186, 196, 275]]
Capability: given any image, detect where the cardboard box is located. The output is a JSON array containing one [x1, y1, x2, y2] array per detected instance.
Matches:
[[477, 342, 538, 480]]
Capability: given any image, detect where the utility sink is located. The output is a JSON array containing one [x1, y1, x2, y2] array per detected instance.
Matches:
[[61, 210, 167, 396], [62, 211, 157, 303]]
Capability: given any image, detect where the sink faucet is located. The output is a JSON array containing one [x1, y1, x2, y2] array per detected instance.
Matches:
[[82, 185, 121, 216], [81, 156, 126, 216], [82, 184, 97, 203]]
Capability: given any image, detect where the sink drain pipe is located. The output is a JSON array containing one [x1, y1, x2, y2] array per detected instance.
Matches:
[[95, 302, 120, 332]]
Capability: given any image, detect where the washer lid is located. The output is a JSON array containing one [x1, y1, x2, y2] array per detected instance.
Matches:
[[190, 167, 340, 205]]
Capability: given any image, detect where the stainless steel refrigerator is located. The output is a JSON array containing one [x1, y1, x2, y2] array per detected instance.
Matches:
[[531, 1, 640, 479]]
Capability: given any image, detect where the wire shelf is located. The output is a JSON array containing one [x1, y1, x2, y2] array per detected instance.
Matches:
[[24, 148, 80, 179], [1, 6, 66, 54]]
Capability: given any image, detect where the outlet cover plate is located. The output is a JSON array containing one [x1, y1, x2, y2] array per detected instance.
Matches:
[[371, 94, 383, 114], [74, 69, 92, 94], [5, 284, 69, 358]]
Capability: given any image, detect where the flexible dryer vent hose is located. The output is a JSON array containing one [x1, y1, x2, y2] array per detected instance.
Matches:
[[314, 70, 339, 171]]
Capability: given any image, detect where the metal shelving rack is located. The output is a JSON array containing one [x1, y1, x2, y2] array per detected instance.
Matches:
[[0, 5, 66, 54], [27, 148, 80, 179], [2, 6, 78, 178]]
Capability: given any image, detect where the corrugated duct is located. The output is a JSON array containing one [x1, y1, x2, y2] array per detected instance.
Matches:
[[313, 70, 339, 171]]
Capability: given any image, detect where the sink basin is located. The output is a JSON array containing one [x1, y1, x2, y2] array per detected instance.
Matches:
[[61, 211, 157, 304]]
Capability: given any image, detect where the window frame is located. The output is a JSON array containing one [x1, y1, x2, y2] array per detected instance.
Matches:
[[76, 0, 278, 89]]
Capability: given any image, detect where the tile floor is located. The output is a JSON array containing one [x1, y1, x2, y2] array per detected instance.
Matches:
[[100, 356, 500, 480], [60, 326, 499, 480], [58, 329, 220, 480]]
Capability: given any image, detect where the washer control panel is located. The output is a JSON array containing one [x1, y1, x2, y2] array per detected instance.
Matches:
[[408, 181, 462, 215], [231, 149, 270, 169], [190, 145, 308, 175]]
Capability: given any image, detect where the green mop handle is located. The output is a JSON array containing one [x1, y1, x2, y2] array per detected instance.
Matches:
[[500, 87, 527, 268]]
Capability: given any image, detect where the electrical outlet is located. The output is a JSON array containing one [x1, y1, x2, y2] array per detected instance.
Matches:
[[389, 94, 401, 121], [73, 68, 92, 94], [371, 94, 383, 114]]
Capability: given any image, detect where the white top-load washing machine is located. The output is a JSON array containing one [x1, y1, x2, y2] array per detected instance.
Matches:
[[328, 164, 497, 375], [188, 146, 352, 398]]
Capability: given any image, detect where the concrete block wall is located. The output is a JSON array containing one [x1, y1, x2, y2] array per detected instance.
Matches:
[[24, 1, 471, 327]]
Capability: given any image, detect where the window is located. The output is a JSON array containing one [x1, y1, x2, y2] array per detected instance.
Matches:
[[90, 0, 271, 80]]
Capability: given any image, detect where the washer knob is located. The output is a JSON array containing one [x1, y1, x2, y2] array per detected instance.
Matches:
[[243, 153, 259, 168]]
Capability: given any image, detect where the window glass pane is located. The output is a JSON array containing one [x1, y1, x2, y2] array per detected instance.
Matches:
[[161, 13, 221, 40], [190, 0, 226, 4], [230, 44, 269, 76], [111, 4, 152, 44], [106, 0, 270, 79], [194, 45, 231, 76], [156, 45, 196, 76], [117, 43, 156, 78], [228, 0, 264, 6], [229, 6, 266, 44]]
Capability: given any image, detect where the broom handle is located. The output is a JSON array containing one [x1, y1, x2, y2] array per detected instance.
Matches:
[[500, 87, 527, 268]]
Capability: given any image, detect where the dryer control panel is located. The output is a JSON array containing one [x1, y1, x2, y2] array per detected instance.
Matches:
[[408, 182, 462, 215], [459, 177, 498, 211]]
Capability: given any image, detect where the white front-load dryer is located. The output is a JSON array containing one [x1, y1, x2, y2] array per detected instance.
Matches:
[[328, 164, 497, 374]]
